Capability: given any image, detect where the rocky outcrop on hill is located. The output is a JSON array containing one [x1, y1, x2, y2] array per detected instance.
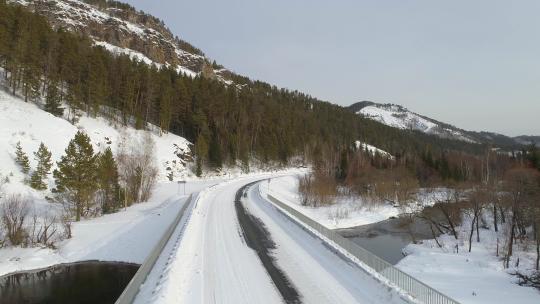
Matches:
[[10, 0, 230, 79]]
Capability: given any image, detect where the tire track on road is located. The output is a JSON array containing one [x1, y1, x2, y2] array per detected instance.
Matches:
[[234, 182, 301, 304]]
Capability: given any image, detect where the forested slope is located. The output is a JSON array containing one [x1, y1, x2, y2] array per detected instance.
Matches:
[[0, 0, 487, 176]]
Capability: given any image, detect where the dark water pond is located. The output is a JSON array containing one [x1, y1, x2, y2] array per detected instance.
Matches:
[[347, 232, 413, 264], [337, 217, 434, 265], [0, 262, 139, 304]]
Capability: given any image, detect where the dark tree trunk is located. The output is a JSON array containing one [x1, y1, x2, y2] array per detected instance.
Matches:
[[476, 211, 480, 243], [505, 217, 516, 268], [469, 215, 476, 252], [441, 206, 458, 240], [430, 224, 442, 248], [493, 204, 498, 232], [534, 221, 539, 271]]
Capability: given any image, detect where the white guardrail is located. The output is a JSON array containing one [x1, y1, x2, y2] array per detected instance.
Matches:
[[115, 194, 195, 304], [266, 194, 461, 304]]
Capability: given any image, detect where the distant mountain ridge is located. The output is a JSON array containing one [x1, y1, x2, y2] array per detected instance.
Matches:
[[348, 101, 537, 148]]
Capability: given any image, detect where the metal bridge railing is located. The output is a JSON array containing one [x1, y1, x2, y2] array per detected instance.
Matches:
[[115, 194, 195, 304], [266, 194, 460, 304]]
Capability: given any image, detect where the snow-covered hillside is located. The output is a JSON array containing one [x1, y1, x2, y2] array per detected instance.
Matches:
[[351, 101, 540, 147], [0, 88, 192, 197], [353, 101, 477, 143], [355, 141, 393, 159]]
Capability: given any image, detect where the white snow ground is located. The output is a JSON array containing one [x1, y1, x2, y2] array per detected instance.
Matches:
[[260, 176, 450, 229], [261, 175, 400, 229], [397, 217, 540, 304], [0, 180, 216, 277]]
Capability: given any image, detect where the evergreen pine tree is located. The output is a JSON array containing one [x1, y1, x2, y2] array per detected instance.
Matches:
[[97, 147, 120, 214], [208, 131, 222, 168], [86, 50, 108, 116], [30, 142, 52, 190], [45, 78, 64, 117], [20, 16, 44, 103], [195, 133, 208, 177], [159, 81, 173, 134], [15, 141, 31, 175], [527, 144, 540, 170], [53, 131, 98, 221], [337, 148, 349, 181], [239, 142, 250, 173]]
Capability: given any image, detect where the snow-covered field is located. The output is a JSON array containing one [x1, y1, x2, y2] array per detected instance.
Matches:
[[0, 180, 217, 277], [397, 216, 540, 304], [262, 175, 400, 229]]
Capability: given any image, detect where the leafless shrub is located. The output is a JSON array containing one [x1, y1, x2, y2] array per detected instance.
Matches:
[[51, 192, 74, 239], [1, 195, 30, 246], [117, 131, 158, 205], [61, 206, 73, 239], [298, 172, 337, 207], [0, 172, 8, 199], [514, 271, 540, 290], [30, 209, 60, 248], [328, 207, 350, 226]]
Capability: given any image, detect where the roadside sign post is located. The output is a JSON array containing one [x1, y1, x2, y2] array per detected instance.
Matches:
[[177, 180, 186, 195]]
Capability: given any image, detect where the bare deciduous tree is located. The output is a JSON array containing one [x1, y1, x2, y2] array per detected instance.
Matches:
[[117, 131, 158, 205], [502, 168, 539, 268], [467, 187, 488, 252], [30, 209, 59, 248], [1, 195, 30, 246]]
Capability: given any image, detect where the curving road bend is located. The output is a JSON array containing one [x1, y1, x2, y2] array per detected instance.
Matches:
[[134, 175, 409, 304]]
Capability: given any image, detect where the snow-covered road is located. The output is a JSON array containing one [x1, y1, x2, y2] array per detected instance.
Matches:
[[137, 176, 284, 304], [245, 183, 407, 304], [138, 176, 409, 304]]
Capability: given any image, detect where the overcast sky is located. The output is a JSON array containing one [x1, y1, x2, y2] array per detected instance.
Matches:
[[124, 0, 540, 136]]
